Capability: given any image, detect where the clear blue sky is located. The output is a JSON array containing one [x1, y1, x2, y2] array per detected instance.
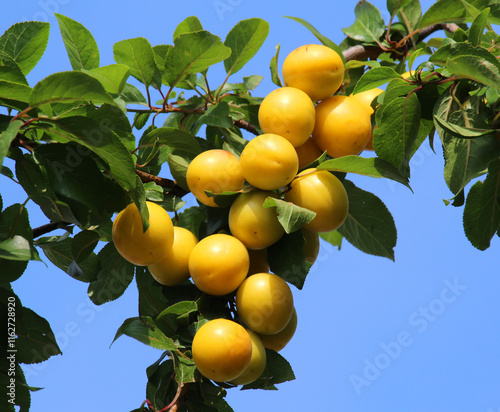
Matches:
[[2, 1, 500, 411]]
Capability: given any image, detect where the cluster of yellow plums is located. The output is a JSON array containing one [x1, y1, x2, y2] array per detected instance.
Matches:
[[111, 43, 383, 386]]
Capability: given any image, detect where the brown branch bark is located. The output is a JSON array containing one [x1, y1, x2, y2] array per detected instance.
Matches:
[[233, 119, 259, 136], [342, 23, 460, 62], [32, 221, 73, 238], [135, 169, 189, 197]]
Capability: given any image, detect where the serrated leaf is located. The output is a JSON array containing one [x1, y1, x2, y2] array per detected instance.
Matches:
[[84, 64, 130, 94], [317, 156, 412, 190], [0, 53, 28, 85], [353, 67, 401, 94], [0, 119, 22, 168], [87, 242, 134, 305], [463, 159, 500, 250], [0, 79, 31, 103], [16, 307, 62, 364], [433, 115, 493, 138], [447, 55, 500, 89], [113, 37, 158, 88], [469, 7, 490, 47], [0, 21, 50, 75], [342, 1, 386, 44], [319, 230, 343, 250], [55, 14, 99, 70], [338, 180, 397, 260], [157, 300, 198, 320], [283, 16, 345, 63], [243, 75, 263, 91], [419, 0, 466, 28], [0, 235, 34, 261], [136, 266, 169, 317], [267, 230, 312, 290], [174, 16, 203, 39], [198, 101, 233, 128], [241, 350, 295, 390], [173, 353, 197, 385], [30, 71, 116, 107], [263, 197, 316, 234], [387, 0, 414, 16], [112, 316, 177, 350], [397, 0, 422, 44], [164, 31, 231, 88], [224, 18, 269, 76], [373, 92, 421, 178], [71, 230, 100, 263]]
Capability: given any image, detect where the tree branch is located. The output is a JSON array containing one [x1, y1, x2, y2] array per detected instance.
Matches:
[[342, 23, 459, 62], [233, 119, 259, 136], [32, 221, 73, 238], [135, 170, 189, 197]]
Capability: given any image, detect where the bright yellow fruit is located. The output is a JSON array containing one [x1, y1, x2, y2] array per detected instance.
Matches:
[[295, 138, 324, 170], [350, 88, 384, 151], [147, 226, 198, 286], [312, 95, 372, 158], [228, 190, 285, 250], [112, 201, 174, 266], [284, 168, 348, 232], [258, 86, 315, 147], [302, 228, 320, 265], [240, 134, 299, 190], [192, 319, 252, 382], [186, 149, 245, 207], [229, 330, 267, 385], [236, 273, 294, 335], [282, 44, 344, 102], [188, 233, 249, 296], [258, 307, 297, 352]]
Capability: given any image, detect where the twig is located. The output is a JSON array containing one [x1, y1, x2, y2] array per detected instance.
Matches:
[[233, 119, 259, 136], [32, 221, 72, 238], [135, 169, 189, 197]]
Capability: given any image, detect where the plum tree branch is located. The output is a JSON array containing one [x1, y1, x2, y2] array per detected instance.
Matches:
[[135, 169, 189, 197], [32, 221, 73, 238], [342, 23, 459, 62]]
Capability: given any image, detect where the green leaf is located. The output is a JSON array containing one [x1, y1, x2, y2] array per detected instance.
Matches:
[[112, 316, 177, 350], [198, 101, 233, 128], [342, 1, 386, 44], [113, 37, 158, 88], [317, 156, 412, 190], [338, 180, 397, 260], [157, 301, 198, 321], [0, 53, 28, 85], [172, 353, 197, 385], [319, 230, 343, 250], [173, 16, 203, 39], [0, 235, 34, 261], [433, 115, 493, 138], [87, 242, 134, 305], [373, 92, 421, 178], [283, 16, 345, 63], [16, 307, 62, 364], [136, 266, 169, 317], [55, 14, 99, 70], [387, 0, 414, 16], [224, 18, 269, 76], [30, 71, 116, 107], [469, 7, 490, 47], [71, 230, 100, 263], [0, 21, 50, 75], [397, 0, 422, 42], [120, 82, 148, 105], [353, 67, 402, 94], [447, 55, 500, 89], [164, 31, 232, 88], [84, 64, 130, 94], [463, 159, 500, 250], [0, 80, 31, 103], [267, 230, 312, 290], [243, 75, 263, 91], [0, 119, 22, 168], [263, 197, 316, 234], [419, 0, 466, 28], [270, 44, 283, 87], [241, 350, 295, 390]]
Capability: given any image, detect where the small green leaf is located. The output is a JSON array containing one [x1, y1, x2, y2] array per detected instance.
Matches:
[[0, 80, 31, 103], [112, 316, 177, 350], [113, 37, 158, 88], [317, 156, 412, 190], [283, 16, 345, 63], [270, 44, 283, 87], [263, 197, 316, 234], [84, 64, 130, 94], [243, 75, 263, 90], [387, 0, 414, 16], [419, 0, 466, 28], [463, 159, 500, 250], [469, 7, 490, 47], [0, 21, 50, 75], [0, 235, 34, 261], [353, 67, 402, 94], [71, 230, 100, 263], [0, 119, 22, 168], [55, 14, 100, 70], [242, 349, 295, 390], [267, 230, 312, 290], [342, 1, 386, 44], [320, 230, 343, 250], [172, 353, 197, 385], [87, 242, 134, 305], [198, 101, 233, 128], [224, 18, 269, 76], [0, 53, 28, 85], [157, 301, 198, 321], [338, 180, 397, 260], [433, 115, 493, 138], [173, 16, 203, 39], [164, 31, 232, 88], [30, 71, 116, 107]]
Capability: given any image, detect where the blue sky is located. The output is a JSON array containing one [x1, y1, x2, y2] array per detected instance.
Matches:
[[2, 0, 500, 411]]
